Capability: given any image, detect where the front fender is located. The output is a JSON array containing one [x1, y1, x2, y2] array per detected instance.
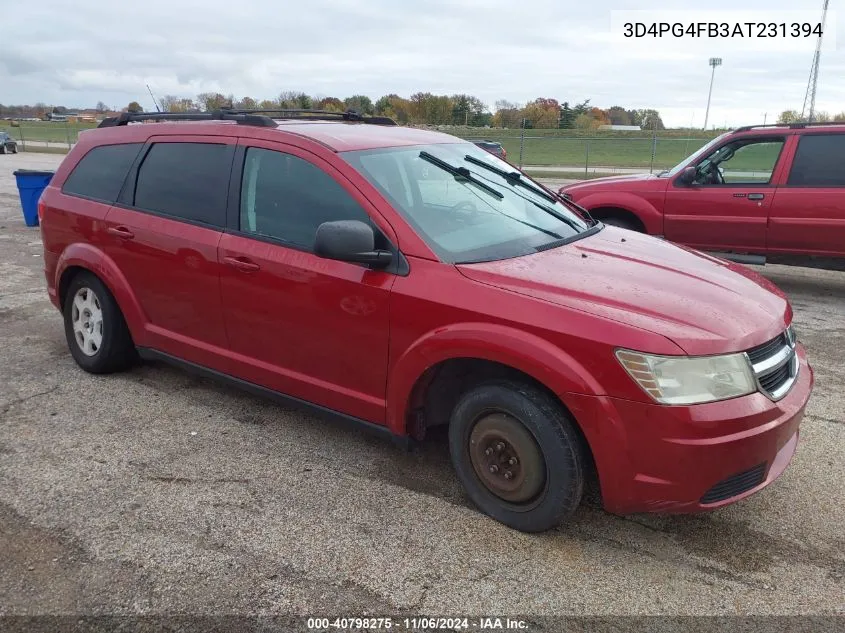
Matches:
[[578, 191, 663, 235], [386, 322, 603, 436], [55, 243, 149, 344]]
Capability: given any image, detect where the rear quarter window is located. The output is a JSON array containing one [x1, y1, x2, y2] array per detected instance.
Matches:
[[787, 134, 845, 186], [132, 142, 231, 227], [62, 143, 144, 203]]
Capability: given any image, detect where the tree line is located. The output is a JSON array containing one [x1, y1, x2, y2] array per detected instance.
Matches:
[[778, 109, 845, 124], [5, 95, 844, 129], [120, 92, 667, 130]]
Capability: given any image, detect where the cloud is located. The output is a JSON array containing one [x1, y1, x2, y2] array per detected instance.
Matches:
[[1, 0, 842, 126]]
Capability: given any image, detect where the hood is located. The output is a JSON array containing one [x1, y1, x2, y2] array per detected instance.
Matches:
[[457, 227, 790, 356], [560, 173, 660, 193]]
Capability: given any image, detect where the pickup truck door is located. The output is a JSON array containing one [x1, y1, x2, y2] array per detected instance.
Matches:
[[663, 136, 789, 253], [768, 132, 845, 257]]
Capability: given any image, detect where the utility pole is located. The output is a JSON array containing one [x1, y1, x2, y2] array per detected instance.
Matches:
[[801, 0, 829, 122], [703, 57, 722, 130], [763, 112, 768, 125], [519, 118, 527, 169]]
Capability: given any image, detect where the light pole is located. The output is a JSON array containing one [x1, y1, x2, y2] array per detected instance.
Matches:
[[703, 57, 722, 130]]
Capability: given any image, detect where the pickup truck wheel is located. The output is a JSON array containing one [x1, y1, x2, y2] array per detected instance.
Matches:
[[601, 216, 638, 231], [449, 381, 584, 532], [63, 272, 136, 374]]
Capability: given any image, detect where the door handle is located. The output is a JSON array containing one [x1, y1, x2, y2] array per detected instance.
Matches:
[[747, 193, 765, 201], [107, 226, 134, 239], [223, 256, 261, 273]]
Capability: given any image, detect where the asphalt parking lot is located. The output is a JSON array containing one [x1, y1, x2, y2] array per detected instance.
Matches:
[[0, 153, 843, 623]]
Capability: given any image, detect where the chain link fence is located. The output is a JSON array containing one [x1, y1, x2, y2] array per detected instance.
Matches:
[[458, 132, 714, 176], [1, 121, 715, 177]]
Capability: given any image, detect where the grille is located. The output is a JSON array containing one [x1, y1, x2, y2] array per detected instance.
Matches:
[[745, 327, 798, 401], [759, 362, 791, 393], [701, 463, 767, 504], [746, 333, 787, 364]]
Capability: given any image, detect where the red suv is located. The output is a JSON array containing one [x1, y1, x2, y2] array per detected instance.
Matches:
[[38, 110, 813, 532], [559, 123, 845, 267]]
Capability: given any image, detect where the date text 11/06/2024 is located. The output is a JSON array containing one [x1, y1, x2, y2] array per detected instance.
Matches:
[[306, 617, 530, 630]]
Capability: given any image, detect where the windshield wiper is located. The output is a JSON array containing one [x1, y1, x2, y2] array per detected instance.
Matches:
[[464, 154, 600, 228], [419, 152, 503, 200], [464, 154, 557, 203], [462, 167, 587, 233]]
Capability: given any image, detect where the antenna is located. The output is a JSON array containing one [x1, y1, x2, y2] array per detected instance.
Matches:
[[146, 84, 161, 113], [801, 0, 829, 122]]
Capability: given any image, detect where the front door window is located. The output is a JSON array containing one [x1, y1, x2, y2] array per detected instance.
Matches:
[[693, 138, 784, 186]]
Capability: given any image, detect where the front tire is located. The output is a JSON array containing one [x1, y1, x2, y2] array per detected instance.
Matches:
[[449, 381, 585, 532], [601, 216, 639, 231], [63, 272, 136, 374]]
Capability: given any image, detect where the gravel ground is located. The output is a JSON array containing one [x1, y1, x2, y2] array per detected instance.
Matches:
[[0, 153, 843, 625]]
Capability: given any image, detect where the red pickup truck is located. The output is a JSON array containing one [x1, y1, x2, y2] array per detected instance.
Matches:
[[558, 123, 845, 267]]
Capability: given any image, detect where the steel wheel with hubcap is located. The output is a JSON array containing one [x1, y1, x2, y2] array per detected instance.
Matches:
[[63, 271, 136, 374], [71, 287, 104, 356]]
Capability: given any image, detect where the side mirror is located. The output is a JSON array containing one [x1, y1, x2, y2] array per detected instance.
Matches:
[[678, 166, 698, 186], [314, 220, 392, 268]]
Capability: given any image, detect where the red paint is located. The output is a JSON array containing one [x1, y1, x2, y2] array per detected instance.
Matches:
[[39, 120, 814, 515], [560, 125, 845, 259]]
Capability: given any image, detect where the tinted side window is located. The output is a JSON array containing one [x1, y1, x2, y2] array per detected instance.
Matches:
[[788, 135, 845, 186], [240, 148, 369, 249], [62, 143, 143, 203], [134, 143, 230, 226]]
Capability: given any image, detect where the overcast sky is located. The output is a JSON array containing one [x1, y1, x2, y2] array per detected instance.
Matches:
[[1, 0, 842, 127]]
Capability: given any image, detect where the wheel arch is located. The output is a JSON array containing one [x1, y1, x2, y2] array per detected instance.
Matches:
[[386, 322, 604, 466], [577, 192, 663, 235], [55, 243, 148, 344]]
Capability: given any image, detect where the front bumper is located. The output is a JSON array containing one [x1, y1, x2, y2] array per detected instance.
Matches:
[[565, 344, 813, 515]]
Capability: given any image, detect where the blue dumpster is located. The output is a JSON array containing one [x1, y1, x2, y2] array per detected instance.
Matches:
[[13, 169, 54, 227]]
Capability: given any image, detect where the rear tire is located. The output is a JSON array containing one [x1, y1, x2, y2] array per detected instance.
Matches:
[[63, 272, 136, 374], [449, 380, 585, 532], [11, 145, 17, 154]]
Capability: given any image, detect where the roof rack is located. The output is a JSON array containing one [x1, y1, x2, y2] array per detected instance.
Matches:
[[223, 108, 398, 126], [98, 111, 277, 128], [734, 121, 845, 132]]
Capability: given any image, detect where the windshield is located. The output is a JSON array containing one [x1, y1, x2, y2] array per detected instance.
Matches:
[[660, 133, 731, 177], [342, 143, 595, 263]]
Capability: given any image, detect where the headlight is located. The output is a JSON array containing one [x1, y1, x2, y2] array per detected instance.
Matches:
[[615, 349, 756, 405]]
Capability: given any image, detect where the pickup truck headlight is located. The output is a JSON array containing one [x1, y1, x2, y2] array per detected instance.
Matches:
[[615, 349, 756, 405]]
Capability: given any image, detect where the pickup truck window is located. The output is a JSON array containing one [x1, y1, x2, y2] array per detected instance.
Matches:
[[787, 134, 845, 187], [692, 138, 784, 186], [661, 133, 729, 177]]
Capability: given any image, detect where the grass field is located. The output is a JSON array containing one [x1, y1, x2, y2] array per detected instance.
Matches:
[[0, 121, 97, 144]]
